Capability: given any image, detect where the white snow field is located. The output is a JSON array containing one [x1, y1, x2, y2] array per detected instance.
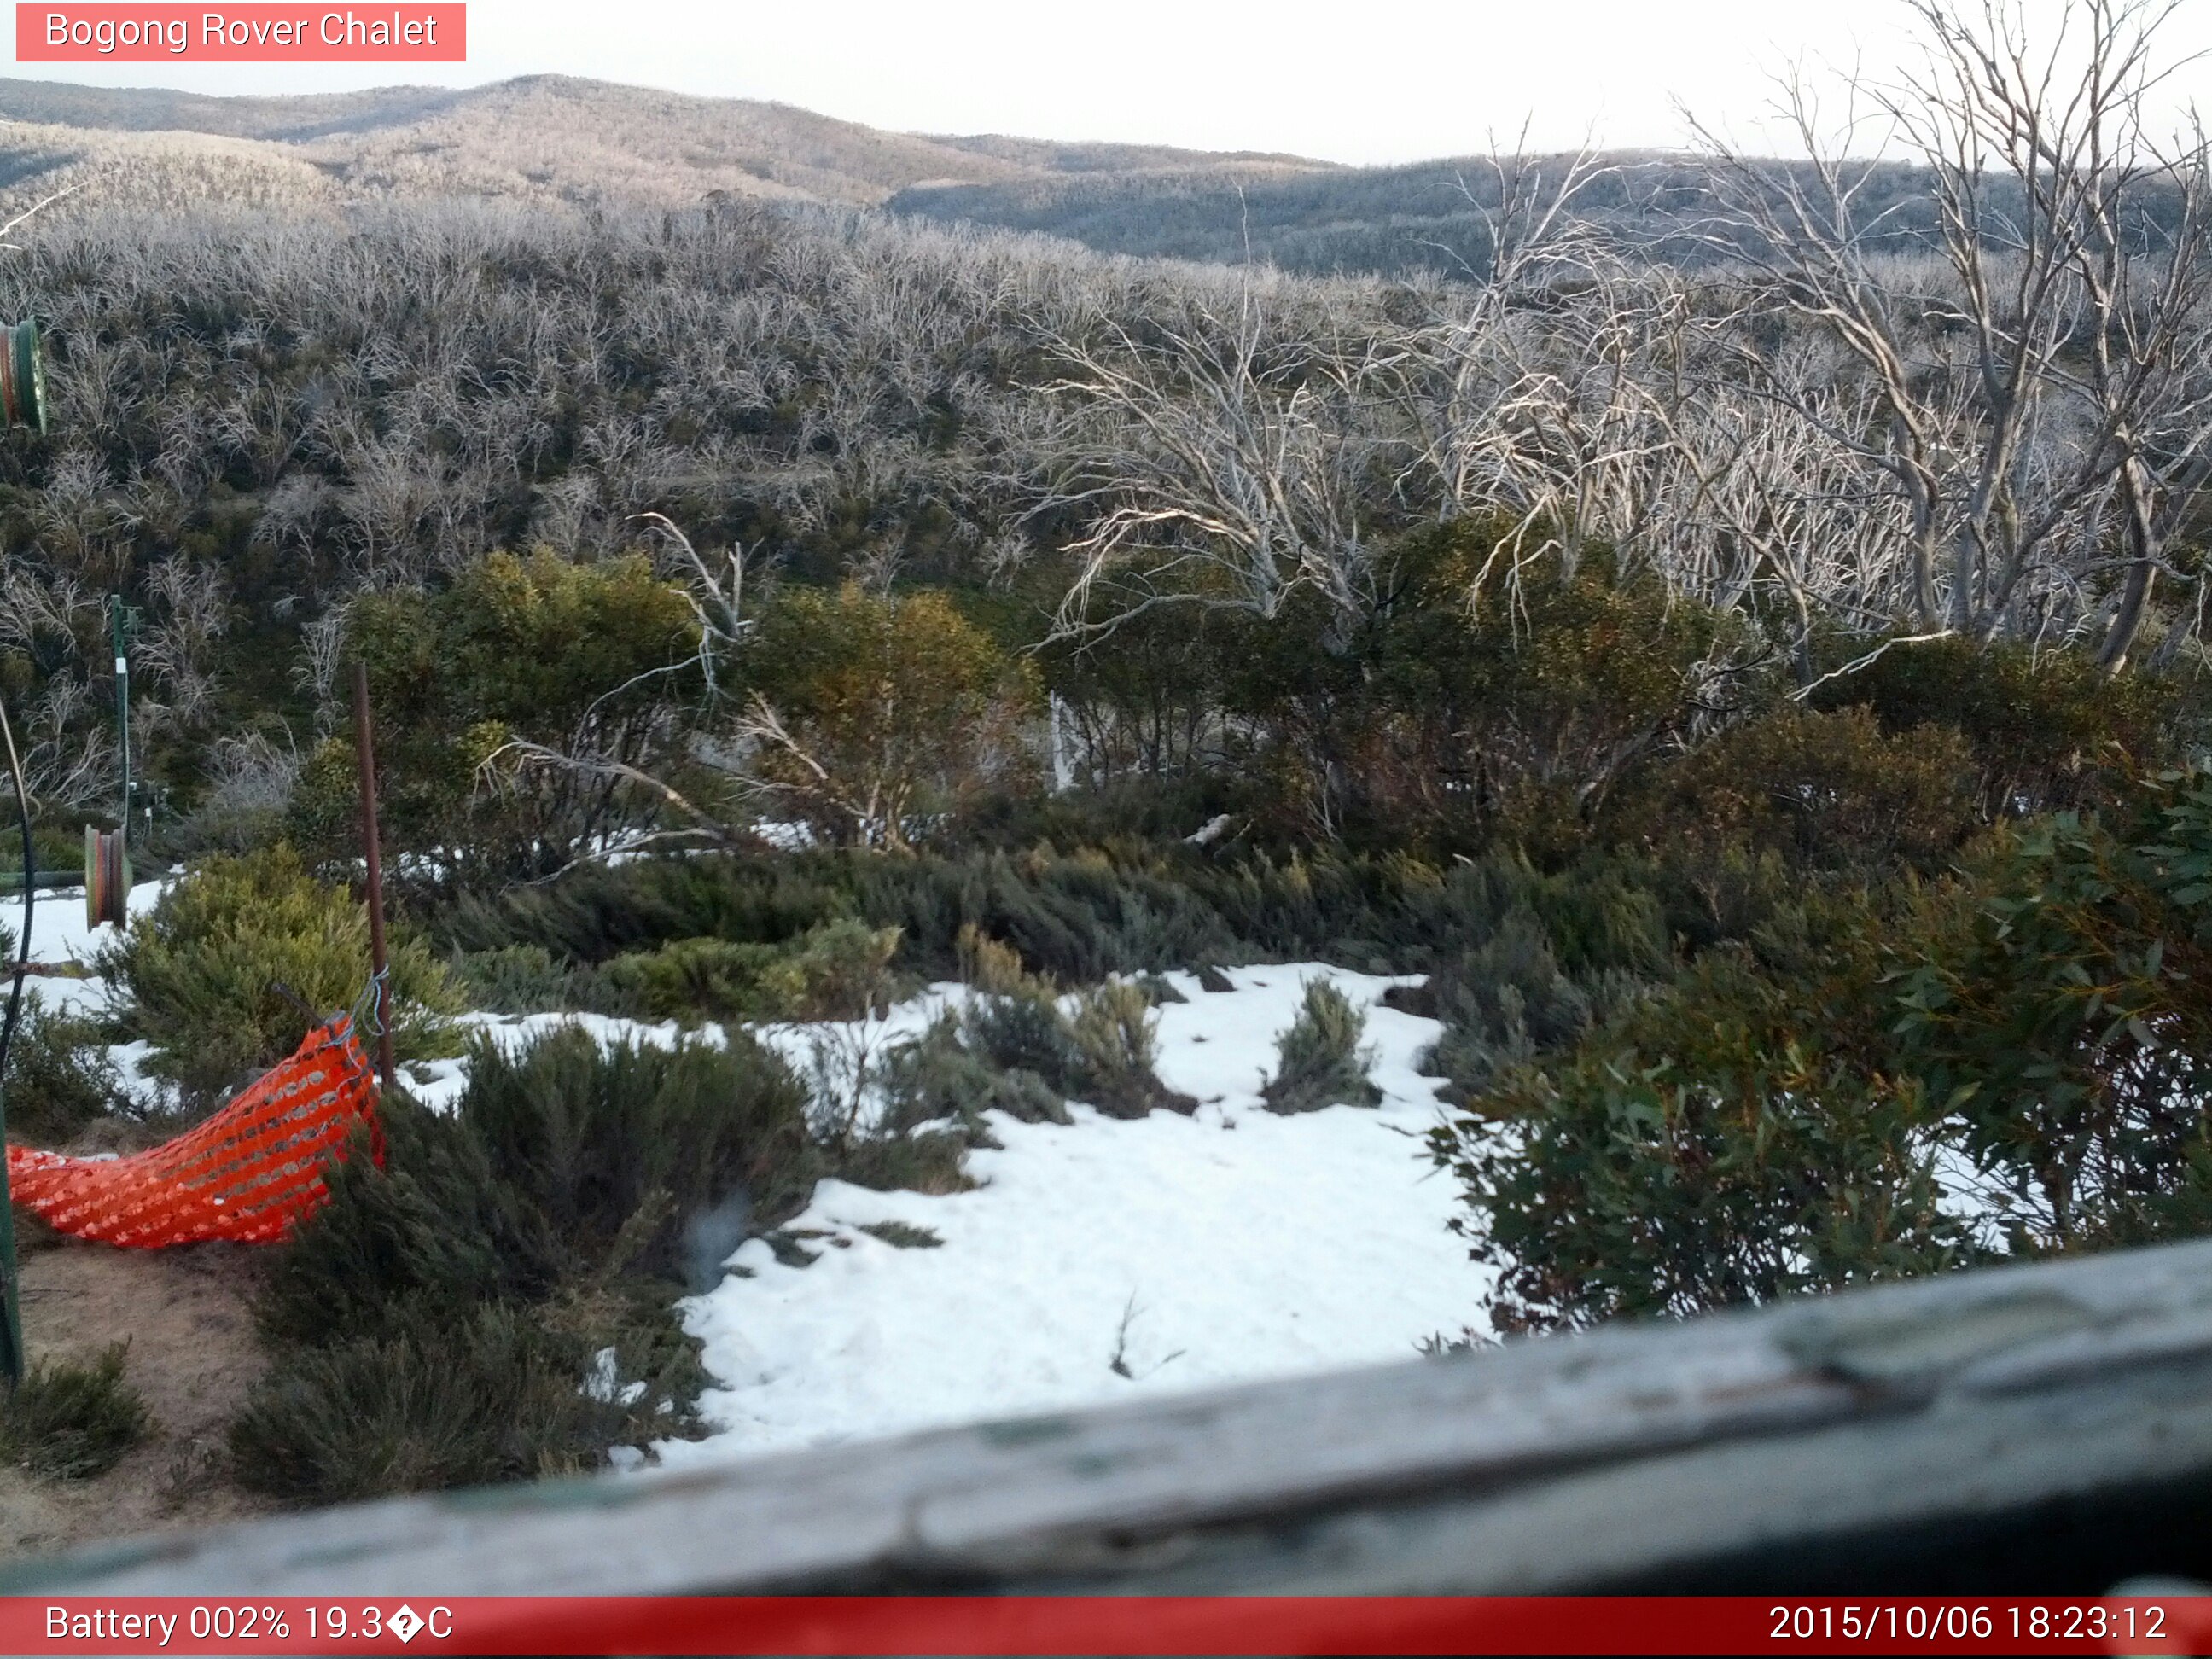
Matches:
[[4, 885, 1493, 1464], [657, 964, 1493, 1468], [5, 878, 166, 1019]]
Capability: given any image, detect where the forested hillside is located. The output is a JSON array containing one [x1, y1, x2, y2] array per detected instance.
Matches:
[[0, 74, 1948, 277], [0, 73, 1333, 213], [888, 150, 1957, 274]]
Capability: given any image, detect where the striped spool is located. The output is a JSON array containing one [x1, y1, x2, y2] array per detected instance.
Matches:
[[84, 825, 131, 929]]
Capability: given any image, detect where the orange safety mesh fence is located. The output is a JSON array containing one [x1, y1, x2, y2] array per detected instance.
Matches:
[[5, 1016, 380, 1248]]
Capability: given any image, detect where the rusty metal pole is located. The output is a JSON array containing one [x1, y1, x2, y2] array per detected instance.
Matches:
[[351, 660, 395, 1093]]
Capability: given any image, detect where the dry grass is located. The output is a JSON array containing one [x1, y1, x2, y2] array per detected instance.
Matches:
[[0, 1239, 273, 1561]]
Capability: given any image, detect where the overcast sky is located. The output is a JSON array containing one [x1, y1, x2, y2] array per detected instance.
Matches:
[[14, 0, 2212, 164]]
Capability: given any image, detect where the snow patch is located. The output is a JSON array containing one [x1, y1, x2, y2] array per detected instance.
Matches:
[[657, 965, 1491, 1467]]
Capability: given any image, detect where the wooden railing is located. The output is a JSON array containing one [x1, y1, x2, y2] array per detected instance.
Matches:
[[9, 1237, 2212, 1594]]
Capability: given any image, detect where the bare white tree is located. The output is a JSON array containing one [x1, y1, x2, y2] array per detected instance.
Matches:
[[1033, 280, 1393, 648], [1696, 0, 2212, 667]]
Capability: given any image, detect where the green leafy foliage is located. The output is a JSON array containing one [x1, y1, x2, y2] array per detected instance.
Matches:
[[833, 1126, 975, 1195], [1039, 602, 1231, 784], [1067, 979, 1195, 1117], [880, 928, 1191, 1129], [1412, 909, 1626, 1100], [447, 943, 614, 1016], [294, 551, 699, 881], [456, 1027, 821, 1283], [1220, 526, 1762, 849], [1441, 763, 2212, 1330], [229, 1304, 682, 1504], [100, 844, 463, 1109], [879, 1010, 1070, 1135], [1435, 911, 1969, 1333], [1889, 772, 2212, 1250], [1812, 635, 2186, 820], [746, 582, 1041, 849], [251, 1103, 514, 1349], [1617, 705, 1978, 879]]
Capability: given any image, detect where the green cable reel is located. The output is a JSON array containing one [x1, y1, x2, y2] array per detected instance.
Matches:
[[0, 319, 46, 434]]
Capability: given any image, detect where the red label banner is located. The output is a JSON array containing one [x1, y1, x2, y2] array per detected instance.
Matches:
[[15, 5, 464, 61], [0, 1596, 2207, 1655]]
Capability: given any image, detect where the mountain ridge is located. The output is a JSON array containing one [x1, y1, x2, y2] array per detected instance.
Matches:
[[0, 74, 1339, 212], [0, 74, 1925, 277]]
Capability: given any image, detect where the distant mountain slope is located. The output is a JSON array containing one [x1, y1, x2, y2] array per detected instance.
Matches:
[[922, 131, 1336, 178], [887, 156, 1634, 274], [886, 152, 1953, 276], [0, 119, 346, 212], [0, 74, 1338, 217], [294, 77, 1030, 206], [0, 75, 1936, 279], [0, 79, 474, 141]]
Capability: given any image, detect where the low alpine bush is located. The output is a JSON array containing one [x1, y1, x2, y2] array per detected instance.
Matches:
[[4, 1344, 151, 1480], [101, 844, 463, 1109], [1263, 980, 1382, 1115], [234, 1022, 817, 1504]]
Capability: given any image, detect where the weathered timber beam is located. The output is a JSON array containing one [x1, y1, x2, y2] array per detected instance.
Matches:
[[11, 1237, 2212, 1594]]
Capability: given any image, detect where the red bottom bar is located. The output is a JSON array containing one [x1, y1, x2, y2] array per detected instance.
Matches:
[[4, 1595, 2209, 1655]]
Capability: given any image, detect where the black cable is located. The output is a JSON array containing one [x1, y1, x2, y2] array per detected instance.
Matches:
[[0, 695, 30, 1093]]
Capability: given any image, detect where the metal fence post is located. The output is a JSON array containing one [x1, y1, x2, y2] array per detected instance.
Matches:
[[352, 661, 396, 1094]]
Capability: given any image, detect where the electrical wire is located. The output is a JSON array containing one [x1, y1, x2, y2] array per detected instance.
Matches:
[[0, 695, 31, 1094]]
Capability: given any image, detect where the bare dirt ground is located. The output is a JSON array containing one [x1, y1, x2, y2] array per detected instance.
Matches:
[[0, 1232, 275, 1560]]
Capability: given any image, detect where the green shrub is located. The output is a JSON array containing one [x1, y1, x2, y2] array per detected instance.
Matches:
[[423, 838, 1682, 992], [1263, 980, 1382, 1114], [440, 1025, 821, 1285], [960, 992, 1083, 1091], [941, 928, 1191, 1118], [1418, 910, 1640, 1101], [4, 1344, 151, 1480], [1812, 635, 2186, 819], [237, 1022, 818, 1504], [1615, 705, 1977, 880], [1068, 980, 1194, 1117], [746, 582, 1040, 850], [1888, 771, 2212, 1250], [1433, 899, 1968, 1333], [432, 853, 859, 965], [834, 1126, 975, 1195], [229, 1303, 691, 1503], [251, 1103, 515, 1350], [0, 1001, 123, 1142], [1433, 763, 2212, 1333], [101, 845, 463, 1109], [294, 551, 701, 882], [1218, 528, 1763, 847], [449, 944, 614, 1016], [597, 920, 900, 1024], [879, 1011, 1069, 1134]]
